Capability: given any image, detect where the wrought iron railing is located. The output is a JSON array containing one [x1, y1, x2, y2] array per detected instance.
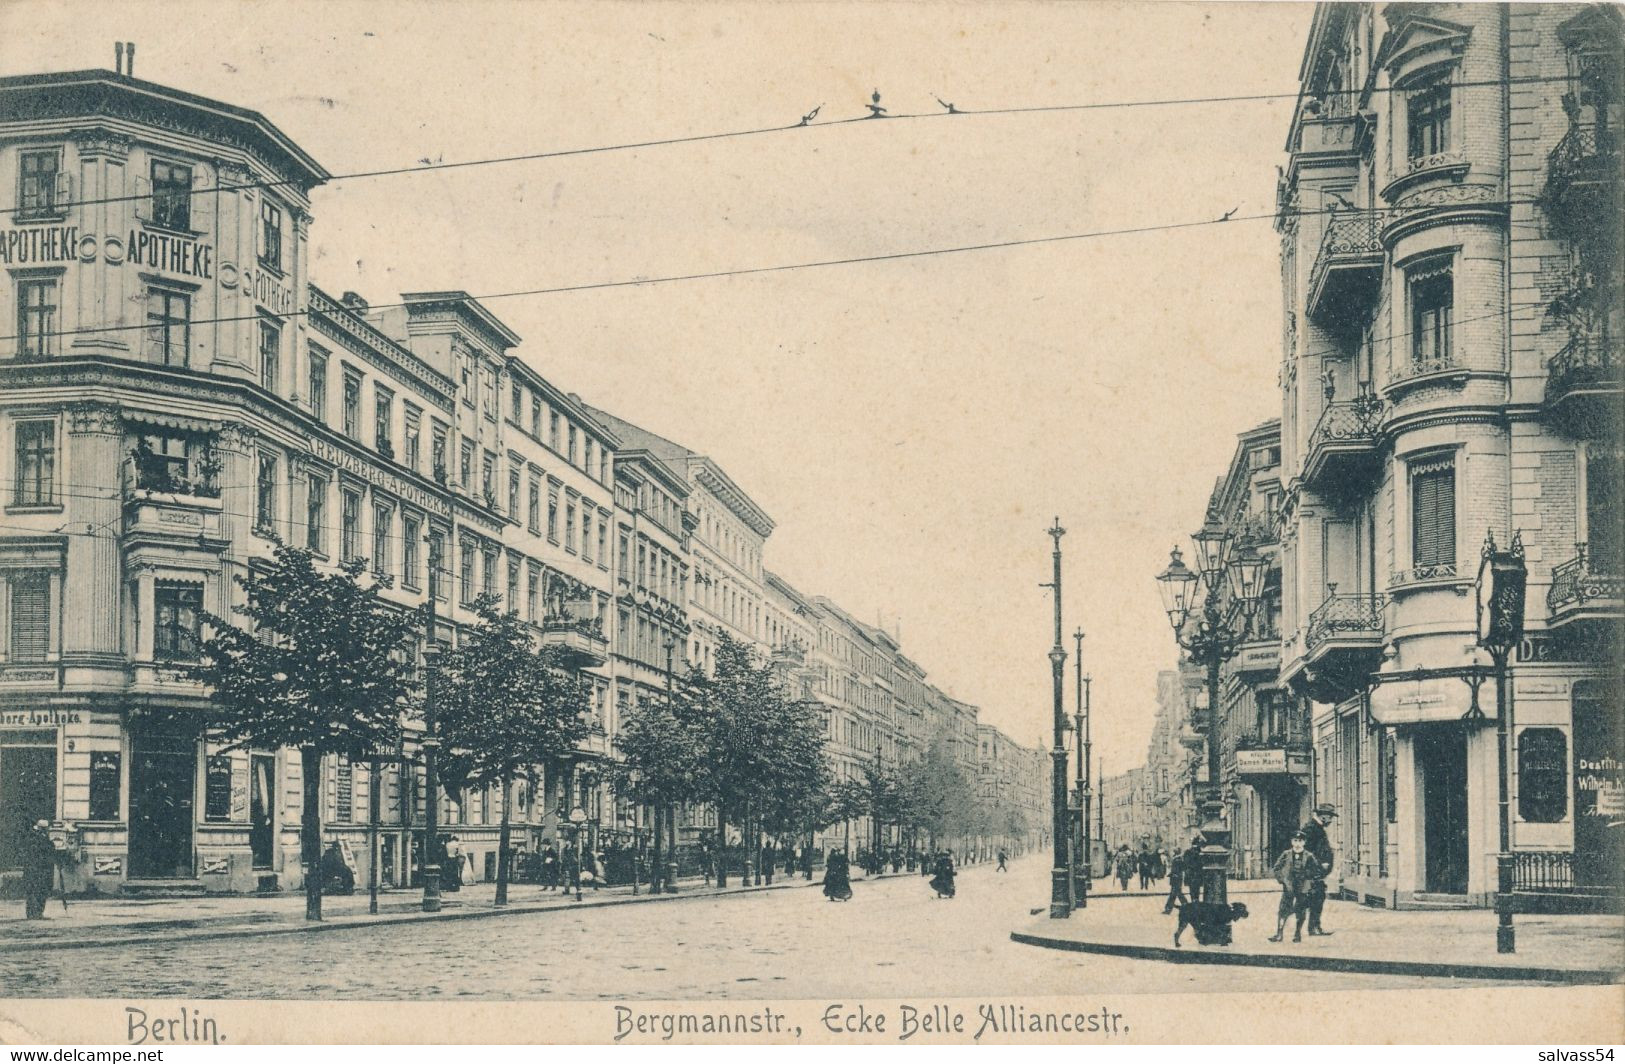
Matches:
[[1548, 125, 1618, 194], [1512, 850, 1620, 895], [1391, 562, 1459, 586], [1305, 592, 1384, 652], [1235, 715, 1310, 750], [1547, 332, 1621, 393], [1392, 349, 1457, 384], [1306, 395, 1382, 458], [1318, 211, 1383, 259], [1547, 543, 1624, 613]]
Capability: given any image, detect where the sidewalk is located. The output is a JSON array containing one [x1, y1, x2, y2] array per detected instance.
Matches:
[[1012, 892, 1625, 984], [1, 869, 841, 954]]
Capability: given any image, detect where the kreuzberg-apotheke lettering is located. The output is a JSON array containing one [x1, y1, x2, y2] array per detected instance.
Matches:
[[307, 435, 450, 519]]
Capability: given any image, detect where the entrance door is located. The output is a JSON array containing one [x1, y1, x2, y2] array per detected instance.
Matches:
[[1266, 784, 1302, 867], [128, 731, 197, 879], [249, 753, 275, 870], [0, 733, 57, 871], [1418, 727, 1469, 893]]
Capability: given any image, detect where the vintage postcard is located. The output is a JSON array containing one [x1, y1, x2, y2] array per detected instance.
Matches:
[[0, 0, 1620, 1048]]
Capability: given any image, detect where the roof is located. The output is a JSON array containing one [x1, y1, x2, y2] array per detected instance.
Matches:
[[399, 291, 523, 351], [0, 70, 328, 189]]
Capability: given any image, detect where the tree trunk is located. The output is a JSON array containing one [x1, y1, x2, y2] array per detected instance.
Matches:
[[496, 769, 513, 906], [715, 805, 728, 888], [301, 747, 323, 922], [651, 800, 664, 894]]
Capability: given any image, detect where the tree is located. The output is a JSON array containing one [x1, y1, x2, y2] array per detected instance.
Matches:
[[610, 668, 713, 890], [755, 697, 831, 868], [436, 597, 592, 905], [193, 544, 422, 921]]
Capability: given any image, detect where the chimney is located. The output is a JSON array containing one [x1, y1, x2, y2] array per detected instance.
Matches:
[[126, 42, 135, 77], [115, 43, 124, 75], [339, 291, 369, 315]]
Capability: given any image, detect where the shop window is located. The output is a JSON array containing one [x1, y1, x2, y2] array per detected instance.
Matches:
[[155, 584, 203, 662], [89, 751, 120, 821], [16, 278, 57, 360], [13, 420, 56, 506], [1518, 728, 1568, 823], [9, 572, 51, 662]]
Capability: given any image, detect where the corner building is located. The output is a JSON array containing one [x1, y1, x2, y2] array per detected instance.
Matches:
[[1277, 4, 1621, 907]]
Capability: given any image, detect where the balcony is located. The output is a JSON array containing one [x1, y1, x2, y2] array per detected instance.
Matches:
[[1307, 212, 1384, 328], [1547, 544, 1623, 627], [1544, 124, 1618, 230], [1301, 394, 1383, 495], [771, 642, 806, 668], [1544, 331, 1621, 437], [540, 615, 609, 669], [1298, 591, 1385, 703]]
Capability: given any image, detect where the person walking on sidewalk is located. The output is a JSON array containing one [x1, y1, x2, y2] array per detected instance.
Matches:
[[1268, 831, 1325, 943], [996, 847, 1008, 872], [1137, 844, 1156, 890], [1163, 835, 1203, 913], [22, 820, 62, 919], [1299, 803, 1337, 936], [540, 844, 559, 891], [1113, 846, 1135, 891]]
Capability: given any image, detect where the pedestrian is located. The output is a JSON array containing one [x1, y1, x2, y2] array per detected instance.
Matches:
[[321, 838, 355, 895], [1299, 803, 1337, 936], [822, 848, 853, 901], [541, 843, 559, 891], [1113, 845, 1134, 891], [996, 847, 1008, 872], [1137, 844, 1155, 890], [929, 850, 956, 899], [442, 835, 463, 891], [1163, 835, 1203, 914], [1268, 830, 1325, 943], [22, 819, 60, 919]]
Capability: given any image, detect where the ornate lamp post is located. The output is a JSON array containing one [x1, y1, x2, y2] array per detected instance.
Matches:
[[1072, 627, 1090, 909], [1154, 517, 1267, 927], [1043, 518, 1070, 919], [662, 633, 680, 894], [1477, 530, 1527, 954]]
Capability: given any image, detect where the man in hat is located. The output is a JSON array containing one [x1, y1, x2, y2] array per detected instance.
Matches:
[[22, 820, 62, 919], [1268, 830, 1324, 943], [1299, 803, 1337, 935], [1163, 834, 1204, 913]]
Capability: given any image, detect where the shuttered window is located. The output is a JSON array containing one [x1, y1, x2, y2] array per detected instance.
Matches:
[[9, 572, 51, 662], [1411, 458, 1456, 569]]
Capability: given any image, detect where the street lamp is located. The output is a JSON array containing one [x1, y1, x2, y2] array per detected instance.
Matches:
[[1043, 518, 1070, 919], [1154, 520, 1266, 934], [661, 633, 680, 894], [1072, 627, 1090, 909], [1477, 530, 1527, 954]]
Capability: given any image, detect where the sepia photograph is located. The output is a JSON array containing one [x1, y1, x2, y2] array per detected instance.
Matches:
[[0, 0, 1619, 1047]]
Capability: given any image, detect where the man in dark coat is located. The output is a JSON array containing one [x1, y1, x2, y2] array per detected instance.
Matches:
[[1163, 834, 1203, 914], [22, 819, 60, 919], [1299, 803, 1336, 935]]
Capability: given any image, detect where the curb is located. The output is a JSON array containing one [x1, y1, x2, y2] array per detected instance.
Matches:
[[1009, 930, 1624, 985], [3, 877, 822, 955]]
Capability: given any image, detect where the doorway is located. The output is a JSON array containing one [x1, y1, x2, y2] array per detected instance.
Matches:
[[1417, 726, 1469, 894], [249, 753, 276, 870], [128, 728, 197, 879], [0, 731, 57, 872]]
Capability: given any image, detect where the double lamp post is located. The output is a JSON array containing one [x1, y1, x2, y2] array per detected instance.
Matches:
[[1154, 515, 1268, 917]]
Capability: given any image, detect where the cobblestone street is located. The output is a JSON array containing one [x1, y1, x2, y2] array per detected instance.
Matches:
[[0, 858, 1512, 999]]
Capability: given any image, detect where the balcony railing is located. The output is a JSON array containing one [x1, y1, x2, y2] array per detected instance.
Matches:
[[1546, 125, 1618, 216], [1547, 543, 1624, 615], [1308, 212, 1384, 325], [1307, 396, 1382, 453], [1547, 331, 1621, 396], [1302, 393, 1383, 492], [1305, 592, 1385, 653], [130, 452, 221, 499]]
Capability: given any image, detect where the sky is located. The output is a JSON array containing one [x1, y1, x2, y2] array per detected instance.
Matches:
[[3, 0, 1312, 777]]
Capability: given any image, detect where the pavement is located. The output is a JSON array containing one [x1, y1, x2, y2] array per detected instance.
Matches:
[[1013, 889, 1625, 984], [0, 856, 1502, 1000]]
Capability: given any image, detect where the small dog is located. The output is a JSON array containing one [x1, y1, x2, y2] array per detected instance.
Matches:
[[1172, 900, 1249, 947]]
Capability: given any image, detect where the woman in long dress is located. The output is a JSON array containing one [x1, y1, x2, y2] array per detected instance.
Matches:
[[928, 850, 956, 899], [823, 849, 853, 901]]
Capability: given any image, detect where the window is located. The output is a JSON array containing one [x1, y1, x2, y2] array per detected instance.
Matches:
[[306, 475, 327, 553], [565, 498, 577, 554], [150, 159, 192, 231], [13, 420, 55, 506], [340, 489, 361, 562], [258, 320, 280, 392], [342, 371, 362, 438], [459, 539, 476, 605], [618, 534, 630, 583], [597, 518, 608, 569], [530, 397, 542, 438], [547, 490, 559, 543], [507, 556, 520, 614], [567, 424, 578, 465], [481, 450, 496, 502], [155, 584, 203, 662], [145, 288, 190, 366], [1406, 77, 1451, 161], [599, 451, 609, 485], [427, 531, 446, 600], [582, 508, 595, 564], [17, 279, 57, 360], [511, 382, 523, 422], [482, 369, 496, 420], [482, 546, 498, 599], [459, 441, 474, 489], [372, 504, 392, 577], [255, 453, 278, 533], [132, 431, 214, 496], [459, 359, 473, 405], [508, 469, 520, 518], [526, 564, 540, 622], [308, 350, 328, 420], [18, 149, 61, 217], [1586, 449, 1623, 571], [259, 200, 283, 271], [549, 411, 561, 451], [402, 405, 422, 470], [431, 424, 448, 482], [8, 572, 50, 662], [527, 478, 541, 533], [1411, 457, 1456, 570], [402, 516, 421, 589], [1410, 263, 1452, 369], [374, 387, 393, 456], [1517, 728, 1568, 823], [584, 439, 595, 477]]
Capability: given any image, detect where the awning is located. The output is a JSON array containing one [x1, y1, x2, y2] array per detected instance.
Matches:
[[122, 409, 224, 435]]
